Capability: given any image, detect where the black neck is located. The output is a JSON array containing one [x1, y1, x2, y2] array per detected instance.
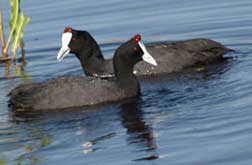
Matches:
[[75, 31, 113, 76], [113, 53, 140, 93], [75, 31, 104, 62]]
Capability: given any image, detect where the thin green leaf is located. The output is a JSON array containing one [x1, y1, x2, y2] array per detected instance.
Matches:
[[11, 14, 30, 58], [9, 0, 20, 30]]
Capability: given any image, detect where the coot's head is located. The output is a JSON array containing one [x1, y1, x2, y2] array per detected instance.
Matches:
[[114, 34, 157, 67], [57, 27, 97, 62]]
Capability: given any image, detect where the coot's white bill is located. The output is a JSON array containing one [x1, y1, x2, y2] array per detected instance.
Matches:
[[57, 32, 72, 62], [138, 41, 157, 66]]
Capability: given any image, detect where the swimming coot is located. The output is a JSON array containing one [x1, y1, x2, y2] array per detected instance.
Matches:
[[57, 27, 232, 77], [9, 35, 157, 111]]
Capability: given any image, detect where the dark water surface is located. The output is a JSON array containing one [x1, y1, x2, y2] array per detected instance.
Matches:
[[1, 0, 252, 164]]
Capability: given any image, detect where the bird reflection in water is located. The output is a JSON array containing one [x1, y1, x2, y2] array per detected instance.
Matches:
[[10, 97, 160, 162], [119, 98, 159, 161]]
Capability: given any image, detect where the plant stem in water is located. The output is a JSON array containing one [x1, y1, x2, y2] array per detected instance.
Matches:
[[0, 10, 6, 57]]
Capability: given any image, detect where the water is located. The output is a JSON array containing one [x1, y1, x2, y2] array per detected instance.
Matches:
[[1, 0, 252, 164]]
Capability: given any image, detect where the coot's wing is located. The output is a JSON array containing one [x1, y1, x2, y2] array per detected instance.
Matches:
[[134, 39, 231, 75], [9, 77, 130, 111]]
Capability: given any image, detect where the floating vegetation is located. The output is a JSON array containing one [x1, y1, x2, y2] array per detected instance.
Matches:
[[0, 0, 30, 62], [14, 130, 51, 165], [0, 157, 6, 165]]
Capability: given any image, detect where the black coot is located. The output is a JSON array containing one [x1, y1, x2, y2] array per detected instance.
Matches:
[[57, 27, 232, 77], [9, 35, 157, 111]]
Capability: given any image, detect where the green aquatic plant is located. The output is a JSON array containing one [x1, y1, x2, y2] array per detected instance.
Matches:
[[0, 0, 30, 62], [0, 160, 6, 165], [0, 155, 6, 165]]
